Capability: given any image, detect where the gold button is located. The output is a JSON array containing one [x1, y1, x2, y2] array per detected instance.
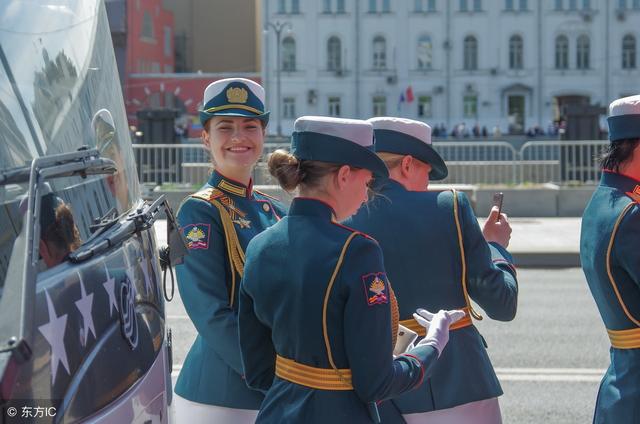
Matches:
[[262, 203, 270, 212]]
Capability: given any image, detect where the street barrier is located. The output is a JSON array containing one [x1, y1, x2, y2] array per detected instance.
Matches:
[[132, 140, 609, 186]]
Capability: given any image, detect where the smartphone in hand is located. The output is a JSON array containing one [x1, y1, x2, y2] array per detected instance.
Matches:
[[493, 192, 504, 222], [394, 325, 419, 356]]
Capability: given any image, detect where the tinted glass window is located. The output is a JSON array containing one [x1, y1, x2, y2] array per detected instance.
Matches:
[[0, 1, 139, 298]]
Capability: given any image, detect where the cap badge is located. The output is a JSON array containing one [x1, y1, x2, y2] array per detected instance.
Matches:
[[227, 87, 248, 104]]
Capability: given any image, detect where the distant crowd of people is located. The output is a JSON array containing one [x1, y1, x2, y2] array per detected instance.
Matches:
[[431, 121, 565, 139]]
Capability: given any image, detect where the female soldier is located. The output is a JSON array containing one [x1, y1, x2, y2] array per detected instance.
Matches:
[[238, 116, 464, 423], [346, 117, 518, 423], [173, 78, 287, 423]]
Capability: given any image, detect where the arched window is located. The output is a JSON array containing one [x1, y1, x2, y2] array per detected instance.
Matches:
[[555, 35, 569, 69], [282, 37, 296, 71], [577, 35, 590, 69], [463, 35, 478, 70], [623, 34, 637, 69], [417, 35, 433, 70], [373, 35, 387, 69], [327, 36, 342, 71], [509, 35, 523, 69]]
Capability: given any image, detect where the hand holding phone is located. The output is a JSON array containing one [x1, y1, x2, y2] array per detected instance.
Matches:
[[394, 325, 418, 356], [492, 192, 504, 222]]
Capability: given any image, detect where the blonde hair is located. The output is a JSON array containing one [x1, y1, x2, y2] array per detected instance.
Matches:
[[268, 149, 341, 192], [377, 152, 405, 170]]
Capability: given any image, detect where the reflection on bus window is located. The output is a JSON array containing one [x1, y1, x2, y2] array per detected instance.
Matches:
[[38, 193, 81, 269], [92, 109, 130, 212]]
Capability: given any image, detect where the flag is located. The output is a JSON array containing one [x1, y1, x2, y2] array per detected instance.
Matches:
[[397, 92, 405, 111], [406, 86, 415, 103]]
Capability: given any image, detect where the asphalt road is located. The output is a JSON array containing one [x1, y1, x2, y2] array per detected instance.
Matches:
[[165, 267, 609, 424]]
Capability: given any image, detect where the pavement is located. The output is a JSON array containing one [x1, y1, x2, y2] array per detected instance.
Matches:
[[486, 217, 581, 267], [155, 217, 583, 268]]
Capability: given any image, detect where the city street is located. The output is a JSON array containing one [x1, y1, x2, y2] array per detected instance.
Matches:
[[163, 258, 609, 423]]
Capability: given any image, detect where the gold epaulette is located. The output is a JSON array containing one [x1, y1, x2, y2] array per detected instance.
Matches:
[[191, 187, 224, 202]]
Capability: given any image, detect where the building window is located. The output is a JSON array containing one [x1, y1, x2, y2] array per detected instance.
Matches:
[[519, 0, 528, 10], [329, 97, 341, 116], [278, 0, 286, 13], [555, 35, 569, 69], [163, 27, 172, 57], [323, 0, 331, 12], [463, 95, 478, 118], [327, 36, 342, 71], [369, 0, 376, 12], [382, 0, 391, 12], [618, 0, 626, 9], [509, 35, 523, 69], [428, 0, 436, 11], [555, 0, 563, 10], [505, 0, 514, 10], [583, 0, 591, 9], [415, 0, 424, 12], [634, 0, 640, 9], [373, 96, 387, 116], [283, 97, 295, 119], [577, 35, 590, 69], [292, 0, 300, 13], [337, 0, 346, 12], [282, 37, 296, 71], [460, 0, 468, 11], [473, 0, 482, 11], [568, 0, 577, 10], [373, 35, 387, 69], [418, 95, 433, 118], [142, 11, 154, 39], [623, 34, 637, 69], [417, 35, 433, 70], [463, 35, 478, 70]]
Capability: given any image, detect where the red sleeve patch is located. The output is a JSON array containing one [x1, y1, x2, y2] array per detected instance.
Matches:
[[182, 223, 211, 250], [362, 272, 389, 306]]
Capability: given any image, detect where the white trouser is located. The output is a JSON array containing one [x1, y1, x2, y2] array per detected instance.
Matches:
[[403, 397, 502, 424], [173, 394, 258, 424]]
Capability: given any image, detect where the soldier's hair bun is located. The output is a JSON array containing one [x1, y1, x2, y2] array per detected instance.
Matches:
[[268, 149, 302, 191], [268, 150, 343, 192]]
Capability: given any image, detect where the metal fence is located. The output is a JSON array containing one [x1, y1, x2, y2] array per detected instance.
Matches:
[[132, 140, 609, 186]]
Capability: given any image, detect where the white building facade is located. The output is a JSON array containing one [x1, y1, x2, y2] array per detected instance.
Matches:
[[262, 0, 640, 136]]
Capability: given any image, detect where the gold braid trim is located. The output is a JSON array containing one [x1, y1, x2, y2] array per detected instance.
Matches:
[[389, 282, 399, 349], [452, 189, 483, 321], [322, 232, 359, 387], [606, 201, 640, 327], [192, 189, 245, 307]]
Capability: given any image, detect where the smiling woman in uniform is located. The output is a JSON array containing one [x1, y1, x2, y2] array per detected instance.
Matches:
[[173, 78, 286, 423]]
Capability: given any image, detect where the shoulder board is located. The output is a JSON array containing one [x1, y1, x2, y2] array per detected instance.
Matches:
[[253, 189, 281, 202], [331, 221, 376, 241], [191, 187, 224, 203], [625, 185, 640, 203]]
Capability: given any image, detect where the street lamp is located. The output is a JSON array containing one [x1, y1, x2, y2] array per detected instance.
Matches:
[[265, 21, 292, 138]]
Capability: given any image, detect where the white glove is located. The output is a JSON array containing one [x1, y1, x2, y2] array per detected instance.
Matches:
[[413, 309, 466, 356]]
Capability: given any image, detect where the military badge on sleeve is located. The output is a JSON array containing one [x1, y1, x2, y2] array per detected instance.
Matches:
[[362, 273, 389, 306], [183, 223, 211, 250]]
